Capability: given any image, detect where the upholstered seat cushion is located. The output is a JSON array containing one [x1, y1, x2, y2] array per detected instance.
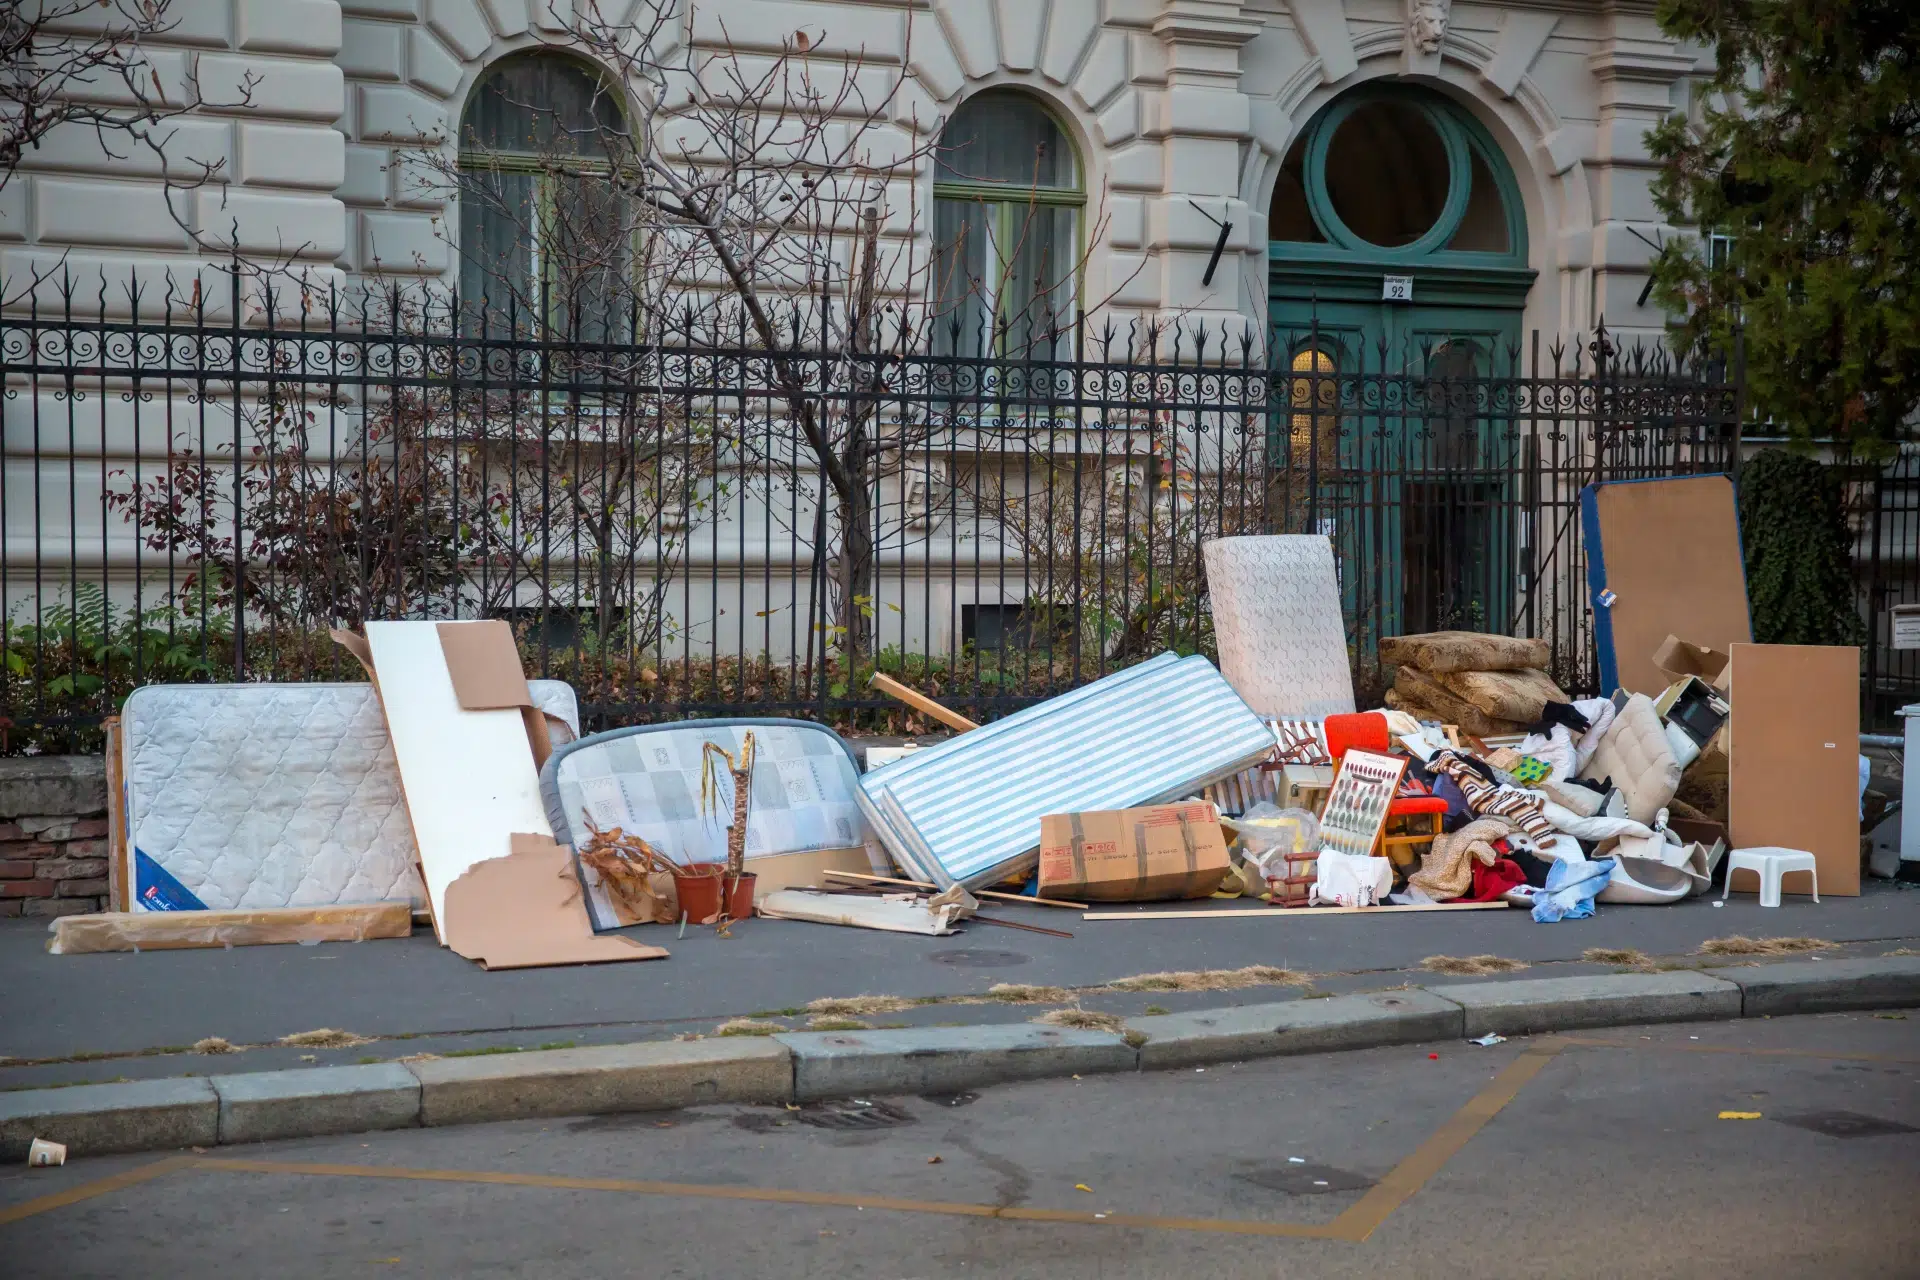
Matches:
[[1578, 693, 1680, 825]]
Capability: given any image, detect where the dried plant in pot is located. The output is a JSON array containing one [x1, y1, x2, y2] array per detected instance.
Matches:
[[577, 817, 680, 926], [680, 732, 758, 933]]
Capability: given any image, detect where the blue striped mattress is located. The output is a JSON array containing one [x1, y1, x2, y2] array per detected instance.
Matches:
[[857, 654, 1278, 889]]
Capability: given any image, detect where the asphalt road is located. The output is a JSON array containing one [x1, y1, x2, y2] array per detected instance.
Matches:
[[4, 1011, 1916, 1279]]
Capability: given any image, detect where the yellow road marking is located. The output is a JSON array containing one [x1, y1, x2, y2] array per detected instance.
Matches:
[[1327, 1046, 1562, 1243], [0, 1155, 196, 1227], [0, 1044, 1579, 1240], [192, 1157, 1346, 1239]]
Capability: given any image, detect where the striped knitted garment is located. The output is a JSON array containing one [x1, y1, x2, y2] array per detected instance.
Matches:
[[1428, 751, 1555, 841]]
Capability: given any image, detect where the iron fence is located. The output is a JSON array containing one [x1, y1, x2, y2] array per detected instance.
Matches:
[[2, 271, 1758, 751]]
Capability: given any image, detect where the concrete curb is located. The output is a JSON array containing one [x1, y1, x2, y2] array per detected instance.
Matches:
[[1125, 989, 1462, 1069], [776, 1024, 1135, 1100], [7, 958, 1916, 1159], [412, 1038, 793, 1127], [1422, 971, 1743, 1037], [1724, 954, 1920, 1017]]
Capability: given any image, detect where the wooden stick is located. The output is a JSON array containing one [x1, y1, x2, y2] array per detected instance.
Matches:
[[971, 914, 1074, 939], [1082, 901, 1512, 921], [869, 673, 979, 733], [823, 869, 1086, 911]]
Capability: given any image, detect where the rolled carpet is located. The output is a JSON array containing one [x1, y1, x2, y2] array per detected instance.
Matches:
[[1379, 631, 1551, 674], [1433, 666, 1569, 723], [1384, 683, 1530, 739]]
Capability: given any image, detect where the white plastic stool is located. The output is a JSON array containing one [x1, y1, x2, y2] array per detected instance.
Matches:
[[1720, 847, 1819, 907]]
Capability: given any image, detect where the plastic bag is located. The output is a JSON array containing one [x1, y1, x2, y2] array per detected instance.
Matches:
[[1222, 803, 1320, 857]]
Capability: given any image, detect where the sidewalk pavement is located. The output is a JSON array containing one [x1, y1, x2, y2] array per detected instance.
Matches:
[[3, 882, 1916, 1088]]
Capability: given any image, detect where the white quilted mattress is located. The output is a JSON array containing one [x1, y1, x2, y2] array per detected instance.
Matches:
[[122, 680, 580, 911]]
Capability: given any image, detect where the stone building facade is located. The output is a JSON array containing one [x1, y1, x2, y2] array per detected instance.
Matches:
[[0, 0, 1711, 664], [4, 0, 1702, 345]]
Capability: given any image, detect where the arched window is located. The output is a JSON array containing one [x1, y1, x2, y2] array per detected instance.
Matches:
[[932, 92, 1084, 355], [457, 53, 630, 330], [1269, 89, 1522, 261]]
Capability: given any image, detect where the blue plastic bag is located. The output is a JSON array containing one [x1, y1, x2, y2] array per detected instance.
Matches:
[[1531, 857, 1612, 923]]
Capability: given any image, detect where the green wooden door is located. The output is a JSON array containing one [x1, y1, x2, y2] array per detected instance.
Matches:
[[1267, 84, 1535, 658]]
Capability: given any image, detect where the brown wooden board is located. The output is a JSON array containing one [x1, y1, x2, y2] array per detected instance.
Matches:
[[1727, 643, 1860, 897], [103, 716, 129, 913], [1587, 475, 1751, 697], [49, 903, 412, 954]]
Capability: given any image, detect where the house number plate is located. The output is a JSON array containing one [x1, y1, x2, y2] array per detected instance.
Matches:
[[1382, 275, 1414, 302]]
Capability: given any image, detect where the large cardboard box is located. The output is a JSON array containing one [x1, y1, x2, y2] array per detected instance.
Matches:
[[1038, 801, 1230, 902]]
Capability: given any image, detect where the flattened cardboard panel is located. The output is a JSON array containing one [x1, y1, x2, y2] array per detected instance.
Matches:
[[1728, 643, 1860, 896], [443, 834, 667, 970], [1582, 476, 1751, 696], [436, 620, 534, 710], [366, 620, 554, 942], [50, 902, 412, 954]]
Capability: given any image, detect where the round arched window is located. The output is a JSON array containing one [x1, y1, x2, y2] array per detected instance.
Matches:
[[1270, 89, 1519, 260], [457, 53, 630, 328], [932, 91, 1084, 355]]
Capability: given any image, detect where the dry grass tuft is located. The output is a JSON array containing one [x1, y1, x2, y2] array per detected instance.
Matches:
[[983, 983, 1072, 1004], [395, 1052, 441, 1064], [805, 995, 914, 1016], [192, 1037, 237, 1055], [1697, 935, 1835, 957], [714, 1019, 785, 1037], [1582, 947, 1652, 967], [278, 1028, 370, 1049], [1421, 954, 1530, 977], [1104, 965, 1311, 993], [1882, 947, 1915, 957], [806, 1016, 871, 1032], [1035, 1008, 1126, 1033]]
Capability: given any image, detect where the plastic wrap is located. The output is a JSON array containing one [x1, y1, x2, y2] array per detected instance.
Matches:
[[47, 903, 413, 954]]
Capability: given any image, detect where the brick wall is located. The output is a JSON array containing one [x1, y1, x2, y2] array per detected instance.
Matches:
[[0, 758, 109, 918]]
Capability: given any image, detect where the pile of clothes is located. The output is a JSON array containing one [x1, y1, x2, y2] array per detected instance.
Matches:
[[1343, 640, 1727, 922]]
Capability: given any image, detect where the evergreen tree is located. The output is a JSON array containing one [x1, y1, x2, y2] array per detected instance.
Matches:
[[1737, 449, 1865, 647], [1648, 1, 1919, 454]]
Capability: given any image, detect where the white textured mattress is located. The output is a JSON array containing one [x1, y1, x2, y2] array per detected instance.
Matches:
[[122, 680, 580, 911]]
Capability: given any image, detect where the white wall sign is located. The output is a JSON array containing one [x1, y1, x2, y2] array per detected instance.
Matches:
[[1382, 276, 1414, 302]]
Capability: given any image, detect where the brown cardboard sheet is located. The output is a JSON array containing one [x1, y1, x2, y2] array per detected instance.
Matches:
[[1594, 476, 1751, 696], [437, 620, 553, 768], [1727, 643, 1860, 897], [1038, 801, 1230, 902], [443, 833, 668, 969], [48, 902, 413, 954]]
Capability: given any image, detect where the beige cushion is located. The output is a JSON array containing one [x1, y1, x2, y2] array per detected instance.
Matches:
[[1579, 694, 1680, 825]]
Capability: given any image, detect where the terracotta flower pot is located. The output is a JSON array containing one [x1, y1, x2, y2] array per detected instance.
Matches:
[[671, 865, 757, 924]]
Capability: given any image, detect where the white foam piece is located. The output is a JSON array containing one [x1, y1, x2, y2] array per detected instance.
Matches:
[[365, 620, 552, 942]]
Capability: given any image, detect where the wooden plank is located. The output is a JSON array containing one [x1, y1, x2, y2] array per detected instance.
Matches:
[[869, 673, 978, 733], [1587, 475, 1751, 697], [1728, 642, 1860, 896], [103, 715, 128, 913], [1083, 902, 1512, 921], [823, 869, 1086, 910], [48, 903, 413, 954]]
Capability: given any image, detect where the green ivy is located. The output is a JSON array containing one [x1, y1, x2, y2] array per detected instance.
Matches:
[[1738, 450, 1865, 647]]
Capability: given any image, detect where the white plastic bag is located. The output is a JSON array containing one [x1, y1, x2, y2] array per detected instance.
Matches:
[[1309, 850, 1393, 907]]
